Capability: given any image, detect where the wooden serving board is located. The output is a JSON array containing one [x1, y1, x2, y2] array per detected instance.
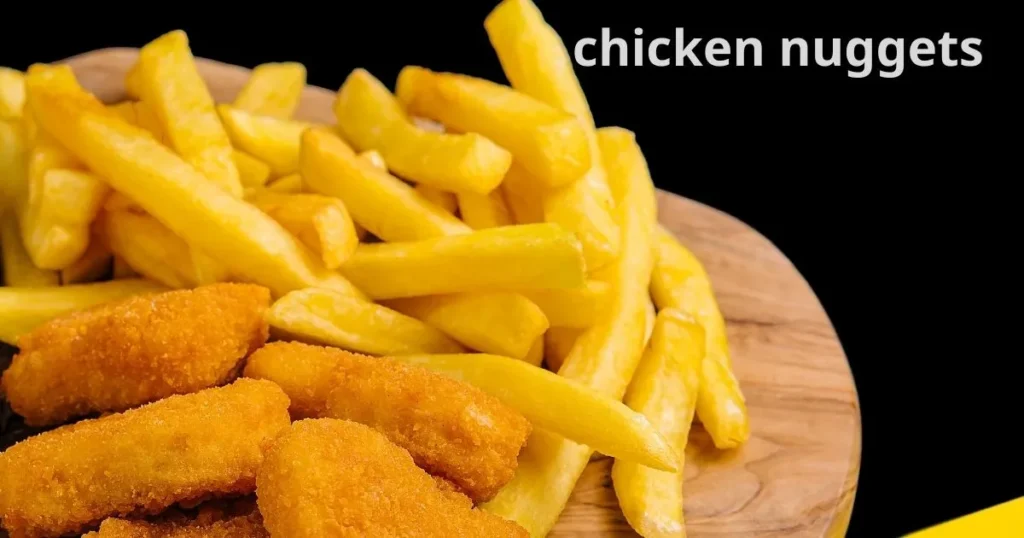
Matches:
[[56, 48, 861, 537]]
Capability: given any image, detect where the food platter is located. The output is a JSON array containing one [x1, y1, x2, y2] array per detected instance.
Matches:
[[0, 47, 861, 537]]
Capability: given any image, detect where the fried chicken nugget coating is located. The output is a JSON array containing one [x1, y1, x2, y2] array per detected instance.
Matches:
[[0, 379, 290, 538], [256, 418, 528, 538], [84, 511, 268, 538], [244, 342, 531, 502], [2, 283, 271, 427]]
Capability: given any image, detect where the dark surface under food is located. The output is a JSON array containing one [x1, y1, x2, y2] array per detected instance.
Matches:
[[0, 343, 52, 452]]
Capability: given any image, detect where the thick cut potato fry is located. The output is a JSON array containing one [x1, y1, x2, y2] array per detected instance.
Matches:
[[104, 210, 216, 289], [0, 119, 26, 208], [544, 176, 621, 271], [394, 353, 677, 472], [521, 279, 610, 329], [612, 309, 704, 538], [234, 62, 306, 119], [124, 60, 142, 99], [219, 104, 309, 176], [300, 128, 470, 241], [397, 66, 590, 189], [0, 67, 26, 118], [267, 288, 465, 356], [650, 225, 749, 449], [644, 298, 657, 346], [22, 168, 108, 270], [334, 69, 511, 195], [60, 228, 113, 284], [341, 223, 585, 300], [247, 190, 358, 269], [107, 101, 136, 123], [136, 31, 242, 197], [599, 128, 658, 229], [458, 189, 513, 229], [481, 128, 656, 536], [0, 278, 167, 345], [358, 149, 387, 171], [233, 149, 272, 187], [382, 292, 548, 361], [1, 211, 59, 287], [524, 336, 543, 367], [415, 183, 457, 214], [27, 89, 360, 299], [107, 101, 168, 144], [266, 173, 304, 194], [112, 255, 137, 279], [543, 327, 581, 372], [501, 165, 544, 224], [189, 247, 231, 285]]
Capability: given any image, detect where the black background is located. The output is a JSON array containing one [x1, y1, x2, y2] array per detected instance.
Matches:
[[0, 3, 1011, 537]]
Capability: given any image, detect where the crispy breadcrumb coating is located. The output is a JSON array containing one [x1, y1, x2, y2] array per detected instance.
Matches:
[[256, 419, 528, 538], [244, 342, 531, 502], [0, 379, 290, 538], [83, 511, 268, 538], [2, 283, 271, 427]]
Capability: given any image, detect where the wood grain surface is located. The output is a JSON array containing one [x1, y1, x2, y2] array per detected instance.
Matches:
[[52, 48, 861, 537]]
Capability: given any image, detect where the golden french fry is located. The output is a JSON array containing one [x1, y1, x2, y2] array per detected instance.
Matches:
[[107, 101, 136, 123], [233, 62, 306, 119], [501, 165, 544, 224], [481, 128, 656, 536], [650, 224, 749, 449], [0, 278, 167, 345], [124, 60, 142, 99], [0, 119, 26, 207], [524, 335, 544, 367], [599, 128, 657, 229], [189, 247, 231, 285], [521, 279, 610, 329], [267, 288, 465, 356], [218, 104, 310, 176], [612, 309, 704, 538], [544, 176, 621, 271], [136, 30, 242, 197], [458, 189, 513, 229], [112, 254, 137, 279], [133, 100, 167, 143], [414, 183, 457, 214], [246, 190, 359, 270], [266, 173, 304, 194], [300, 127, 470, 241], [357, 149, 387, 171], [22, 168, 108, 270], [543, 327, 581, 372], [1, 211, 59, 287], [382, 292, 548, 361], [341, 223, 585, 300], [0, 68, 26, 118], [644, 299, 657, 347], [27, 87, 361, 299], [104, 210, 209, 289], [396, 66, 590, 189], [233, 149, 272, 187], [393, 353, 677, 471], [334, 68, 511, 195], [60, 228, 112, 285]]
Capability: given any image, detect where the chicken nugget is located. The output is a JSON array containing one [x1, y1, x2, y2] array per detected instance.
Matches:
[[0, 378, 290, 538], [2, 283, 271, 426], [244, 342, 531, 502], [84, 511, 268, 538], [256, 418, 528, 538]]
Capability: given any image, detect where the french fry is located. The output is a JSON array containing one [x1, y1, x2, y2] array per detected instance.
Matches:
[[266, 173, 304, 194], [300, 127, 470, 241], [1, 211, 59, 287], [650, 224, 749, 449], [21, 168, 108, 270], [382, 292, 549, 361], [524, 336, 544, 367], [334, 69, 511, 195], [232, 149, 272, 187], [543, 177, 621, 271], [414, 183, 457, 214], [612, 309, 704, 538], [396, 66, 590, 189], [107, 101, 136, 123], [27, 87, 361, 299], [358, 149, 387, 171], [340, 223, 585, 300], [501, 165, 544, 224], [393, 353, 678, 472], [246, 190, 358, 269], [132, 100, 167, 143], [124, 60, 142, 99], [543, 327, 581, 372], [0, 278, 167, 345], [0, 119, 26, 207], [104, 210, 213, 289], [481, 129, 656, 536], [112, 255, 137, 279], [233, 62, 306, 119], [458, 189, 513, 229], [644, 297, 657, 347], [266, 288, 464, 356], [520, 279, 610, 329], [599, 129, 658, 230], [189, 247, 231, 285], [0, 67, 26, 118], [59, 227, 112, 285], [218, 104, 309, 176], [135, 30, 242, 197]]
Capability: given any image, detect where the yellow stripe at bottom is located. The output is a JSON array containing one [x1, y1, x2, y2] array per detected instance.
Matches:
[[906, 497, 1024, 537]]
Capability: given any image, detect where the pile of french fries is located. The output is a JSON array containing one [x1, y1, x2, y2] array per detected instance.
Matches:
[[0, 0, 750, 536]]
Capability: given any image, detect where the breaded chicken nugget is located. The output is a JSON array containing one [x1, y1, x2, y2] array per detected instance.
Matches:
[[84, 511, 268, 538], [0, 379, 290, 538], [2, 283, 271, 426], [256, 419, 528, 538], [244, 342, 531, 502]]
